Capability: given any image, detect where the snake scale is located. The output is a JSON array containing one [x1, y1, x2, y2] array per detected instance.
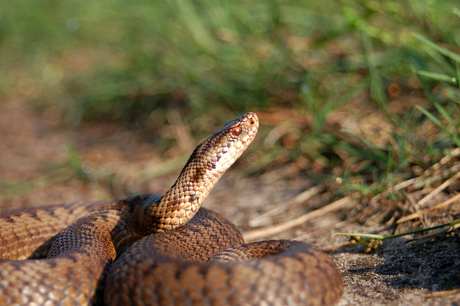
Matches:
[[0, 112, 343, 306]]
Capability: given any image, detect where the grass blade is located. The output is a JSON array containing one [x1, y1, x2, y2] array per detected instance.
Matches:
[[413, 32, 460, 63], [416, 70, 458, 85]]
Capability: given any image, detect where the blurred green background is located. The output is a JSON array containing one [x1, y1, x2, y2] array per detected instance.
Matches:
[[1, 0, 460, 199], [2, 0, 458, 120]]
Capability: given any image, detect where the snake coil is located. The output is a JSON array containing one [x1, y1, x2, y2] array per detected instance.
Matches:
[[0, 112, 343, 305]]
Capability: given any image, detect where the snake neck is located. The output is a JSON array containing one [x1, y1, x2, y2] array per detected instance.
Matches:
[[135, 112, 259, 234], [143, 159, 225, 232]]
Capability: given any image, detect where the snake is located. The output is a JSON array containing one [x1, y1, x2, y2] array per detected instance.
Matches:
[[0, 112, 343, 306]]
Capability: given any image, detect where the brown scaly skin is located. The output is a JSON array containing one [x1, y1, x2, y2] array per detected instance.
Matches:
[[0, 201, 114, 260], [0, 112, 343, 306], [105, 210, 343, 306], [0, 202, 123, 305]]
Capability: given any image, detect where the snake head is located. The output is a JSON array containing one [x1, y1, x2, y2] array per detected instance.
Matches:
[[198, 112, 259, 176], [151, 112, 259, 231], [181, 112, 259, 199]]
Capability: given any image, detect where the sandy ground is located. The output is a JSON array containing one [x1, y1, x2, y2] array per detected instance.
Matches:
[[1, 97, 459, 305]]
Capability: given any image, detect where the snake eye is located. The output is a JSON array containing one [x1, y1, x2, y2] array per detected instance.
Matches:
[[232, 126, 242, 136]]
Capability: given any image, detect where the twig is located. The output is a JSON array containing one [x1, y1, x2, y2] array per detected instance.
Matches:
[[243, 194, 359, 241], [423, 289, 460, 298], [419, 148, 460, 178], [391, 148, 460, 192], [397, 193, 460, 224], [248, 185, 324, 227], [416, 171, 460, 208], [408, 222, 460, 245], [293, 201, 395, 241]]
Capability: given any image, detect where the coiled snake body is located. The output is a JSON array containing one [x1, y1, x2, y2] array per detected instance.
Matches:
[[0, 113, 343, 305]]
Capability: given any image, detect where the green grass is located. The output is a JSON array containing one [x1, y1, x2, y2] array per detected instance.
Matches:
[[1, 0, 460, 198], [335, 219, 460, 253], [0, 1, 457, 116]]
